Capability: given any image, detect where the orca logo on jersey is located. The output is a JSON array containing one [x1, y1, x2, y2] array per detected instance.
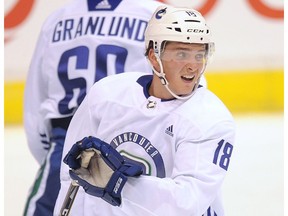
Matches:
[[155, 8, 167, 19], [110, 132, 166, 178]]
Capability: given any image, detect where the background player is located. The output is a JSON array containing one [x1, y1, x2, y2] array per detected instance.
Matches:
[[23, 0, 166, 215], [54, 5, 235, 215]]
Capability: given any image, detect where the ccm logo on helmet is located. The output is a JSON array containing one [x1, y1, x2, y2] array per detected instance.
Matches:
[[187, 29, 205, 33], [155, 8, 167, 19]]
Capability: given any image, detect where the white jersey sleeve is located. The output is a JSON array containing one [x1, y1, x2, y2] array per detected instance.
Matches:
[[55, 73, 235, 216], [24, 26, 51, 163], [24, 0, 165, 164]]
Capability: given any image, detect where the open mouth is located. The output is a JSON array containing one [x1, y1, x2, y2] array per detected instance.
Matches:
[[181, 75, 195, 82]]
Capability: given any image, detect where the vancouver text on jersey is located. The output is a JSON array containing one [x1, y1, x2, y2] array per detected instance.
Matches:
[[52, 15, 148, 43]]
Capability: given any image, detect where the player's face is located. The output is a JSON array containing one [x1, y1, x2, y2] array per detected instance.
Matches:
[[160, 42, 206, 96]]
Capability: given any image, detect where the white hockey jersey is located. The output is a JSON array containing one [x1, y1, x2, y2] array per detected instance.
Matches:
[[24, 0, 165, 163], [54, 72, 236, 216]]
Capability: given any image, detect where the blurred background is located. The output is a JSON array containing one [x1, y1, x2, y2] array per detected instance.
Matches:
[[4, 0, 284, 215]]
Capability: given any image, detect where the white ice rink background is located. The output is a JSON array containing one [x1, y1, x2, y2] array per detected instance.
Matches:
[[4, 113, 284, 216]]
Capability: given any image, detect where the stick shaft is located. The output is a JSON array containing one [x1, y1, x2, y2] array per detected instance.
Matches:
[[59, 150, 95, 215], [59, 182, 79, 216]]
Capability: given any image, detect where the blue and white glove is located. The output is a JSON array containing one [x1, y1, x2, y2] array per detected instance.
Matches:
[[63, 136, 143, 206]]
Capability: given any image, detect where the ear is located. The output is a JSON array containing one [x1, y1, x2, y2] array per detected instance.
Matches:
[[147, 49, 160, 71]]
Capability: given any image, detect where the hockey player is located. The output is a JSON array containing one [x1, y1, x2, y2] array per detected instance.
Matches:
[[23, 0, 167, 215], [54, 5, 236, 216]]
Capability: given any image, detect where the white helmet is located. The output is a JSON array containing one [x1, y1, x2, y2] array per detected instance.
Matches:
[[145, 5, 214, 100], [145, 5, 214, 54]]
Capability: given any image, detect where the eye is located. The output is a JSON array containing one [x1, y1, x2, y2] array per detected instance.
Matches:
[[175, 51, 189, 60], [195, 53, 205, 62]]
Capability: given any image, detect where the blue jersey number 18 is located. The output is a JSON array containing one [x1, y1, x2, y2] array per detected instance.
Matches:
[[213, 139, 233, 171]]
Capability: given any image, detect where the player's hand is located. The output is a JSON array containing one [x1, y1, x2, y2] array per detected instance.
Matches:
[[63, 136, 143, 206]]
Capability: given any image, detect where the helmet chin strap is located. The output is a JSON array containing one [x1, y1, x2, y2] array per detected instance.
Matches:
[[151, 54, 204, 100]]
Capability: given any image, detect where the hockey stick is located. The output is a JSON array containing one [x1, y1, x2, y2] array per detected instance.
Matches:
[[59, 150, 95, 216], [59, 181, 79, 216]]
